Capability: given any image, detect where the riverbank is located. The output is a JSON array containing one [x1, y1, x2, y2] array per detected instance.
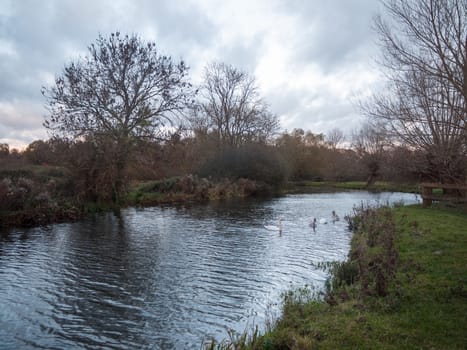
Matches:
[[230, 204, 467, 349], [0, 165, 83, 229], [0, 166, 419, 231], [125, 175, 274, 206], [287, 180, 420, 194], [0, 172, 276, 229]]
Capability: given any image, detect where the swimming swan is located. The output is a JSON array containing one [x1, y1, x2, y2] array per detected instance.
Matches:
[[264, 219, 283, 232], [319, 218, 328, 224]]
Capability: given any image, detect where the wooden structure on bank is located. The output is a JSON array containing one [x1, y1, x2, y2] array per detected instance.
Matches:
[[421, 182, 467, 208]]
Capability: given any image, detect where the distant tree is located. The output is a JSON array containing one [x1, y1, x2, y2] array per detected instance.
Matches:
[[43, 32, 193, 201], [382, 145, 420, 182], [0, 143, 9, 158], [367, 0, 467, 183], [326, 128, 345, 149], [352, 122, 389, 186], [322, 148, 364, 182], [8, 148, 21, 160], [197, 143, 289, 187], [276, 129, 326, 180], [46, 137, 73, 165], [193, 62, 279, 148], [24, 140, 52, 165]]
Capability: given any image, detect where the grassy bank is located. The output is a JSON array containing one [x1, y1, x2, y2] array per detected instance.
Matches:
[[288, 181, 420, 194], [223, 204, 467, 349]]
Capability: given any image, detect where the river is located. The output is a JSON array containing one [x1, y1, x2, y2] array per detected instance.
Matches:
[[0, 191, 420, 349]]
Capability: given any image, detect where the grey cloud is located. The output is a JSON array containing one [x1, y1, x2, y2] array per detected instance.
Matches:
[[0, 0, 380, 147], [266, 89, 316, 118], [0, 0, 217, 101], [279, 0, 380, 71], [1, 128, 48, 147], [0, 108, 43, 130], [0, 0, 218, 147], [138, 0, 216, 50], [0, 100, 45, 143], [266, 85, 364, 137], [216, 35, 265, 74]]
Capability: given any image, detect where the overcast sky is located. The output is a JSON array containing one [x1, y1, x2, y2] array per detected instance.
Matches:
[[0, 0, 384, 149]]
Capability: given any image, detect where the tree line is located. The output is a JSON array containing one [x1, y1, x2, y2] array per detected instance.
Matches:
[[1, 0, 466, 206], [0, 125, 428, 202]]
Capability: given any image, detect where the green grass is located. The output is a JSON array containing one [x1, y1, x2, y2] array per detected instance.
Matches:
[[288, 181, 420, 194], [235, 204, 467, 349]]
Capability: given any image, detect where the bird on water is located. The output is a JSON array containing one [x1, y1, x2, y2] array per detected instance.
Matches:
[[264, 218, 283, 233]]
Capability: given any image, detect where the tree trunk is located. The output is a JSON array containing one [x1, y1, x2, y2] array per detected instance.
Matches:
[[112, 139, 130, 204]]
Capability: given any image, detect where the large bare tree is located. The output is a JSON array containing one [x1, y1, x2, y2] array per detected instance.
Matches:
[[43, 32, 193, 201], [367, 0, 467, 183], [193, 62, 279, 148]]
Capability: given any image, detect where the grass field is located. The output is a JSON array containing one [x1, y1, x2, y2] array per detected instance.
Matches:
[[288, 181, 420, 194], [214, 204, 467, 349]]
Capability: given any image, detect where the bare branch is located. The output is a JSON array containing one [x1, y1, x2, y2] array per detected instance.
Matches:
[[192, 62, 279, 147], [367, 0, 467, 183]]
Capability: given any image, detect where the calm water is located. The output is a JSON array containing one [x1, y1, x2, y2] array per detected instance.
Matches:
[[0, 192, 419, 349]]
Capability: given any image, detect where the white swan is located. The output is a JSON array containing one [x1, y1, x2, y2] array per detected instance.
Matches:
[[319, 218, 328, 224], [264, 219, 283, 232]]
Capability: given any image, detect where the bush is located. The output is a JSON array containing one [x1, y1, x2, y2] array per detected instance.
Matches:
[[0, 169, 34, 181], [197, 144, 290, 187], [325, 260, 359, 292], [0, 170, 70, 212], [345, 205, 398, 298]]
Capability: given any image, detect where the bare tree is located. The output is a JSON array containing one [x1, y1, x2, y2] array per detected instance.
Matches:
[[326, 128, 345, 148], [367, 0, 467, 183], [0, 144, 9, 158], [193, 62, 279, 147], [352, 122, 389, 186], [43, 32, 193, 201]]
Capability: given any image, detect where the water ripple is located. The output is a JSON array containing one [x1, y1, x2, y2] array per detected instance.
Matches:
[[0, 192, 420, 349]]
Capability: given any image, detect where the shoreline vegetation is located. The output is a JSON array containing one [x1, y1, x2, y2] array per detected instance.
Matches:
[[0, 164, 420, 230], [210, 203, 467, 349], [286, 181, 420, 194], [0, 167, 278, 229]]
